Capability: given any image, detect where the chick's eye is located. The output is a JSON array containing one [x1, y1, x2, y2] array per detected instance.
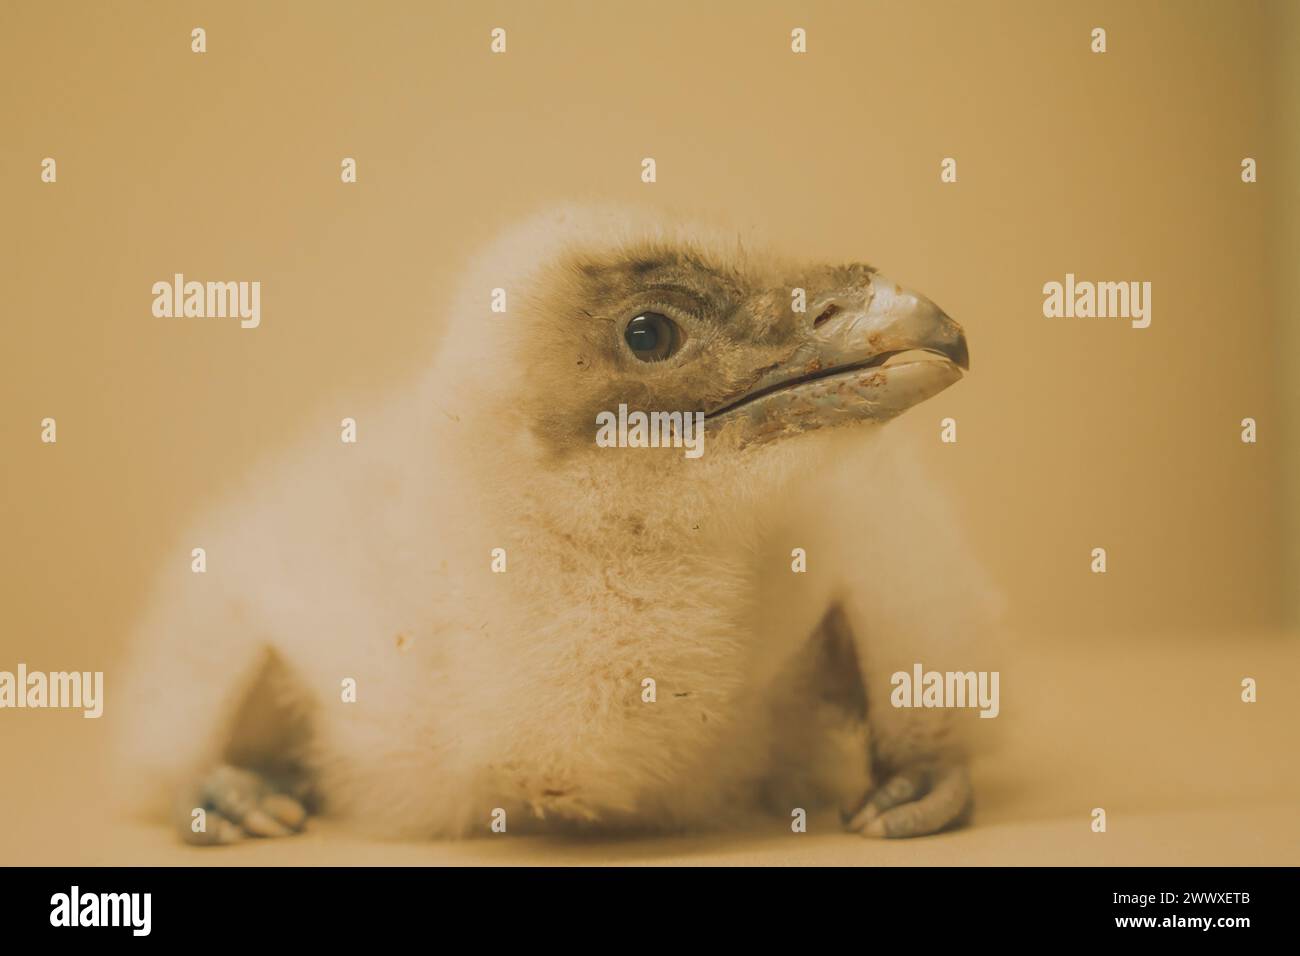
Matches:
[[624, 312, 681, 362]]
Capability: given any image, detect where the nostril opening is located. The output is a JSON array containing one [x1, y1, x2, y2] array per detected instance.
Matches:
[[812, 304, 840, 329]]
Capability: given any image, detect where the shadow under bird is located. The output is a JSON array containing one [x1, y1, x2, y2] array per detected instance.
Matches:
[[115, 204, 999, 843]]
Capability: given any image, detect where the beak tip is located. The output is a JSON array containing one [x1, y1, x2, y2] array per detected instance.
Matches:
[[945, 330, 970, 371]]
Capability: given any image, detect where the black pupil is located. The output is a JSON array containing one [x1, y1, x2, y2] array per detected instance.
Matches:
[[627, 317, 660, 351]]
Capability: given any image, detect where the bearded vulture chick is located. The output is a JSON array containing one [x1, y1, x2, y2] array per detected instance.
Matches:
[[114, 204, 999, 844]]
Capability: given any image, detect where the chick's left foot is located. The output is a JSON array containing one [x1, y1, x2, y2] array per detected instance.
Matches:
[[843, 761, 972, 838]]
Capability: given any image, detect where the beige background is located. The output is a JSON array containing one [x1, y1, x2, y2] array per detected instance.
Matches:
[[1, 1, 1296, 865]]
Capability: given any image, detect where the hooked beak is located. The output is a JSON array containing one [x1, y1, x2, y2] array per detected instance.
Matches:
[[706, 273, 968, 441]]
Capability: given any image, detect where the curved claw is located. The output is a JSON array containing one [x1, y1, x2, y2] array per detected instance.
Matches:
[[844, 762, 972, 839], [178, 765, 309, 846]]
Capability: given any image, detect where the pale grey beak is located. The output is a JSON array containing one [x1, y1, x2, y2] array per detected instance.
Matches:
[[706, 272, 968, 442]]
